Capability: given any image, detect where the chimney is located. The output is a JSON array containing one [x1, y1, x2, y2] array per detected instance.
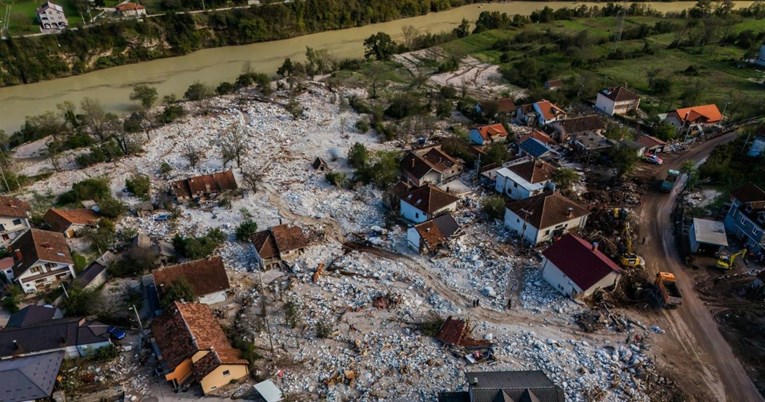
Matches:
[[14, 249, 22, 262], [592, 241, 599, 251], [567, 207, 574, 217], [279, 218, 283, 225], [446, 187, 450, 193], [471, 377, 479, 386]]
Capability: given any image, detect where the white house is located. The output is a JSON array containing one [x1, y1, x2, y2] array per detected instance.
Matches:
[[468, 123, 509, 145], [689, 218, 728, 254], [152, 255, 231, 305], [36, 1, 68, 32], [541, 233, 622, 298], [495, 157, 556, 200], [595, 87, 640, 116], [0, 196, 32, 248], [406, 214, 460, 254], [504, 192, 589, 246], [115, 1, 147, 17], [4, 229, 75, 294], [400, 185, 459, 223]]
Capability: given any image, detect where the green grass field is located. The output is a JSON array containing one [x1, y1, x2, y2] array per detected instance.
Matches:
[[5, 0, 85, 35]]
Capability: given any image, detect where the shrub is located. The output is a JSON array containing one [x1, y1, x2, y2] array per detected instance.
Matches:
[[159, 105, 186, 124], [355, 119, 370, 133], [58, 178, 110, 205], [235, 220, 258, 242], [161, 277, 196, 307], [125, 174, 151, 200], [325, 171, 346, 187], [93, 344, 119, 361], [184, 82, 211, 101], [315, 321, 332, 338], [159, 162, 173, 176], [347, 142, 369, 168], [481, 195, 506, 220], [61, 286, 102, 317], [216, 81, 235, 95], [72, 252, 88, 273], [98, 197, 126, 219], [173, 228, 226, 259]]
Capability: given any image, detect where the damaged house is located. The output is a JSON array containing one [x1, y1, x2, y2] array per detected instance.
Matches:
[[400, 146, 463, 187], [504, 192, 589, 246], [251, 224, 308, 268], [406, 213, 461, 254], [438, 370, 565, 402], [2, 229, 75, 294], [399, 185, 459, 224], [468, 123, 510, 146], [151, 256, 231, 305], [42, 208, 100, 238], [724, 182, 765, 256], [516, 100, 567, 127], [172, 171, 238, 203], [151, 301, 249, 395]]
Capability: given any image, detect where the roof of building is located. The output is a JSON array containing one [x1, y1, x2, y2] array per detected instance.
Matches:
[[253, 380, 284, 402], [542, 233, 622, 291], [465, 370, 565, 402], [505, 192, 589, 230], [671, 104, 722, 124], [692, 218, 728, 247], [153, 256, 230, 298], [496, 98, 517, 113], [534, 100, 565, 121], [545, 79, 563, 89], [10, 229, 73, 277], [438, 392, 470, 402], [518, 130, 557, 146], [574, 132, 612, 151], [43, 208, 100, 232], [507, 159, 555, 185], [413, 214, 460, 250], [401, 147, 460, 179], [251, 224, 308, 260], [636, 135, 666, 149], [37, 1, 64, 12], [0, 197, 31, 219], [519, 138, 553, 159], [556, 116, 605, 134], [401, 185, 459, 215], [115, 1, 145, 10], [172, 171, 238, 199], [731, 182, 765, 205], [0, 317, 109, 358], [151, 302, 247, 372], [473, 124, 509, 141], [5, 305, 62, 329], [599, 86, 640, 102], [0, 351, 64, 402]]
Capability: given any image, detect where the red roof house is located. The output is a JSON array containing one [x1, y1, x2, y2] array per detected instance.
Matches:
[[540, 233, 622, 297]]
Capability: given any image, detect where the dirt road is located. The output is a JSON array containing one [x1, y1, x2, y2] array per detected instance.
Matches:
[[638, 133, 764, 402]]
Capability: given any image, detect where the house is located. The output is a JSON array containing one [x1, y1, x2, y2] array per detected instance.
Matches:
[[548, 115, 605, 143], [152, 256, 231, 305], [476, 98, 516, 118], [469, 123, 509, 145], [504, 191, 589, 245], [0, 196, 32, 248], [36, 1, 68, 32], [724, 183, 765, 257], [43, 208, 100, 238], [251, 224, 308, 268], [544, 79, 563, 91], [748, 131, 765, 158], [495, 98, 516, 115], [400, 146, 463, 186], [74, 251, 116, 290], [406, 213, 460, 254], [399, 185, 459, 223], [172, 171, 238, 202], [595, 86, 640, 116], [0, 317, 111, 358], [637, 134, 667, 154], [518, 137, 556, 160], [5, 305, 62, 329], [664, 104, 723, 129], [494, 157, 556, 200], [756, 44, 765, 67], [115, 1, 147, 17], [3, 229, 75, 294], [311, 157, 329, 171], [517, 129, 557, 147], [689, 218, 728, 254], [573, 131, 613, 154], [0, 351, 64, 402], [253, 380, 284, 402], [516, 100, 566, 127], [151, 302, 249, 395], [541, 233, 622, 297], [438, 370, 565, 402], [435, 316, 491, 348]]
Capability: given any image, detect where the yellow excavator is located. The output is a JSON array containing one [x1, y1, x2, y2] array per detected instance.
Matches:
[[619, 222, 645, 268], [716, 248, 747, 270]]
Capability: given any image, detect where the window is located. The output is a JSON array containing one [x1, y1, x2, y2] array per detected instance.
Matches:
[[12, 219, 21, 225], [45, 263, 57, 269], [30, 267, 41, 273], [513, 182, 518, 188], [754, 228, 761, 236], [516, 218, 520, 223], [222, 370, 231, 376], [415, 212, 419, 219], [742, 217, 747, 225], [544, 230, 550, 235]]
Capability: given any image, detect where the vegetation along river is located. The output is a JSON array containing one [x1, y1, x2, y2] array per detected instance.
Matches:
[[0, 1, 754, 134]]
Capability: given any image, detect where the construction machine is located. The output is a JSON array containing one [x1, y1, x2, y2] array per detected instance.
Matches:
[[619, 222, 645, 268], [651, 272, 682, 309], [716, 248, 747, 270]]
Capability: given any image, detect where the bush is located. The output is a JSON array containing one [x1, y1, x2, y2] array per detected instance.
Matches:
[[355, 119, 370, 133], [159, 162, 173, 176], [235, 220, 258, 242], [347, 142, 369, 168], [216, 81, 235, 95], [125, 174, 151, 200], [315, 321, 332, 338], [161, 277, 196, 307], [159, 105, 186, 124], [325, 171, 346, 187], [61, 286, 102, 317], [481, 195, 506, 220], [110, 247, 159, 277], [58, 178, 110, 205], [173, 228, 226, 259], [184, 82, 211, 101], [72, 252, 88, 273], [93, 344, 119, 361], [98, 197, 126, 219]]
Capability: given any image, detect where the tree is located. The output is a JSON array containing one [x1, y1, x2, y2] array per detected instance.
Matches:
[[689, 0, 713, 18], [181, 142, 202, 168], [681, 160, 700, 188], [161, 278, 196, 307], [277, 58, 295, 78], [173, 228, 226, 259], [125, 174, 151, 199], [129, 85, 158, 109], [482, 143, 510, 167], [305, 47, 334, 76], [347, 142, 369, 168], [609, 143, 639, 178], [184, 82, 211, 101], [61, 286, 102, 316], [402, 25, 419, 50], [481, 195, 505, 220], [552, 168, 580, 191], [219, 125, 248, 167], [364, 32, 397, 61], [235, 220, 258, 242], [325, 171, 346, 187], [240, 166, 264, 193], [654, 122, 677, 141], [80, 98, 118, 142], [454, 18, 470, 38]]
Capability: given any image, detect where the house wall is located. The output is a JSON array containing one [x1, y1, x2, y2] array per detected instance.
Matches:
[[400, 200, 428, 223], [280, 248, 302, 261], [38, 7, 68, 29], [664, 114, 684, 129], [689, 223, 700, 253], [16, 261, 76, 294], [468, 129, 485, 145], [199, 290, 227, 305], [724, 202, 765, 255], [503, 208, 540, 246], [535, 215, 588, 244], [406, 227, 422, 252], [542, 258, 620, 297], [76, 341, 112, 357], [504, 208, 588, 246], [612, 99, 640, 115], [595, 94, 616, 116], [495, 172, 550, 200], [165, 357, 194, 385], [0, 217, 30, 247], [199, 364, 249, 395]]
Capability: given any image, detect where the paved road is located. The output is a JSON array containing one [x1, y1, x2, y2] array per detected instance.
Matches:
[[638, 133, 764, 402]]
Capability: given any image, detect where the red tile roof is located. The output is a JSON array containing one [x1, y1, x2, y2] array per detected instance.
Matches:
[[400, 147, 460, 180], [672, 104, 722, 124], [401, 185, 459, 215], [474, 124, 509, 141], [172, 171, 238, 200], [0, 196, 31, 219], [115, 2, 144, 10], [153, 256, 230, 298], [542, 233, 622, 291], [517, 130, 556, 146], [636, 135, 666, 148], [43, 208, 100, 232], [505, 192, 588, 229], [535, 100, 565, 121], [600, 87, 639, 102]]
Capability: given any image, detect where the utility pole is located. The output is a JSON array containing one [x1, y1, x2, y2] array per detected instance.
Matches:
[[130, 304, 144, 332], [61, 283, 69, 298], [519, 208, 533, 252]]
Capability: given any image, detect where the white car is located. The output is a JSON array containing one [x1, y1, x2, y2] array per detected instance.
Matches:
[[643, 153, 663, 165]]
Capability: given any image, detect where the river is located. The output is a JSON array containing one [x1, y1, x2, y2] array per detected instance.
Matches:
[[0, 1, 753, 134]]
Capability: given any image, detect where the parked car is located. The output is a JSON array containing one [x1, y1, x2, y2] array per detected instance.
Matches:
[[107, 326, 127, 340], [643, 153, 663, 165]]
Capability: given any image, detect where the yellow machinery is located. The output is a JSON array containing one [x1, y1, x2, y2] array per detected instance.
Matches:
[[619, 222, 645, 268], [716, 248, 747, 270]]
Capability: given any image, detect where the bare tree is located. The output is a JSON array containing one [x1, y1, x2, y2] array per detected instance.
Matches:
[[45, 139, 63, 172], [181, 142, 202, 168], [219, 124, 248, 168], [402, 25, 419, 50], [81, 98, 119, 142], [240, 166, 264, 193], [113, 128, 143, 156]]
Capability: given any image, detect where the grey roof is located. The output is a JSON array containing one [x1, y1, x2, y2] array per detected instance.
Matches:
[[692, 218, 728, 247], [5, 305, 62, 329], [0, 351, 64, 402], [438, 392, 470, 402], [519, 138, 552, 158], [253, 380, 283, 402], [466, 371, 565, 402], [74, 252, 115, 287], [0, 317, 110, 358]]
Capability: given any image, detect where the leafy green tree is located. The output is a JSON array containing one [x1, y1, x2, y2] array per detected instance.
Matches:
[[277, 58, 295, 78], [552, 168, 580, 191], [454, 18, 470, 38], [173, 228, 226, 259], [125, 174, 151, 200], [364, 32, 397, 61], [161, 278, 196, 307], [482, 143, 510, 167], [235, 220, 258, 242], [609, 143, 639, 178], [653, 122, 677, 141], [481, 195, 506, 220], [347, 142, 369, 168], [97, 198, 126, 219], [129, 85, 158, 109], [62, 286, 102, 317], [184, 82, 211, 101], [325, 171, 346, 187], [216, 82, 235, 95]]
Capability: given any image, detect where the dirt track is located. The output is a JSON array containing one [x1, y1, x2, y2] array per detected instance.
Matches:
[[637, 133, 764, 402]]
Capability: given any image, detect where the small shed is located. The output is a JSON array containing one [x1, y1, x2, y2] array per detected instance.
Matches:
[[253, 380, 283, 402], [690, 218, 728, 254]]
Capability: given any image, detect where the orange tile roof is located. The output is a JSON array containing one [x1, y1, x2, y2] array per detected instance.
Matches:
[[518, 130, 557, 146], [0, 196, 31, 219], [673, 104, 722, 124], [116, 2, 144, 10], [535, 100, 565, 121], [43, 208, 100, 232], [474, 124, 509, 141], [153, 256, 230, 297]]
